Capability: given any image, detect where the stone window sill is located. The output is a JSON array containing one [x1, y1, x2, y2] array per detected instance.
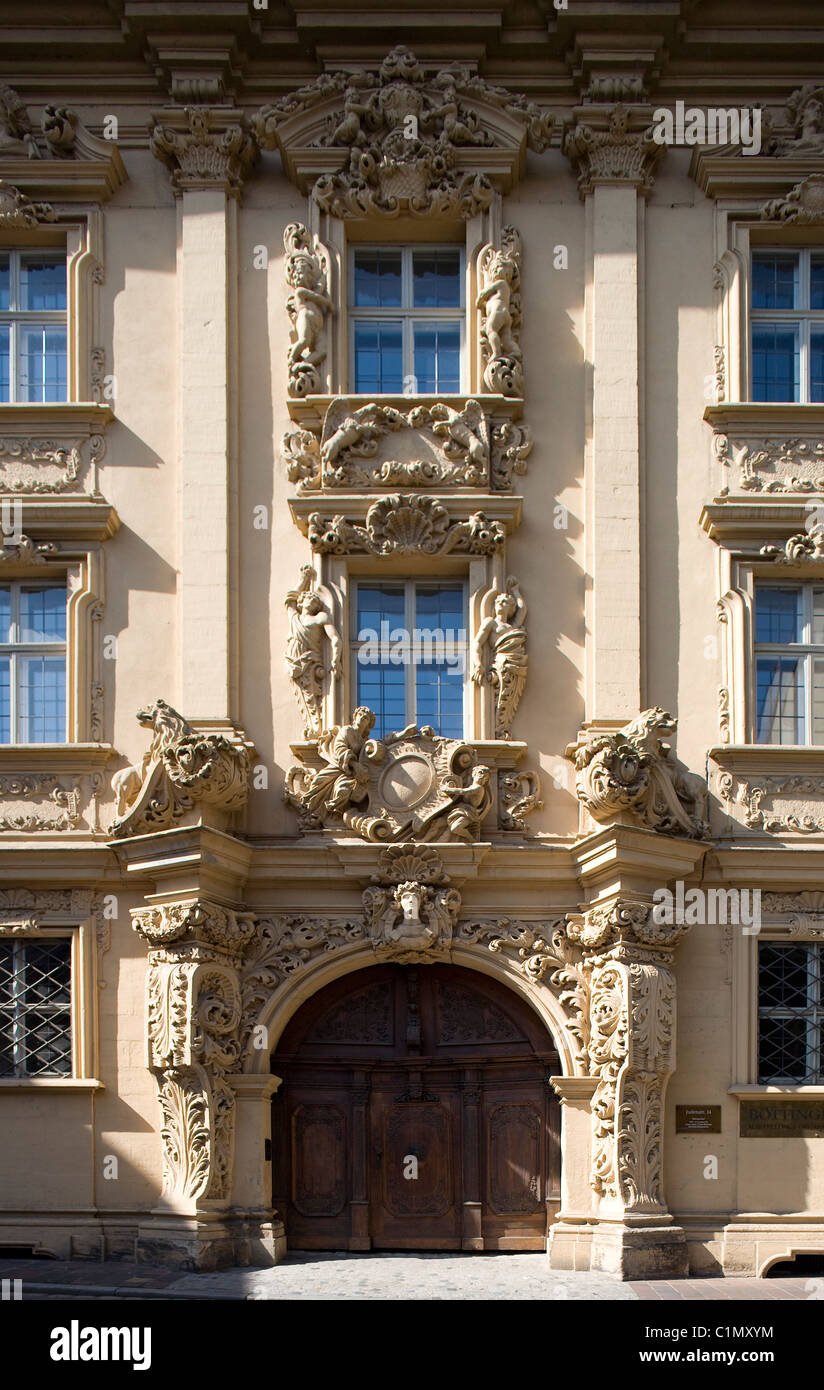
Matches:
[[0, 1078, 103, 1092]]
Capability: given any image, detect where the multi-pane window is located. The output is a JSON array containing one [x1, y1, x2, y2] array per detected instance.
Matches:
[[0, 583, 67, 743], [0, 250, 68, 403], [349, 246, 464, 394], [352, 581, 466, 740], [751, 249, 824, 402], [758, 941, 824, 1084], [754, 584, 824, 745], [0, 937, 72, 1077]]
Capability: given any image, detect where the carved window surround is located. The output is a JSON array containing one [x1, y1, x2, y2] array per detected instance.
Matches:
[[0, 501, 119, 766], [0, 207, 114, 407], [706, 185, 824, 407], [0, 891, 106, 1087], [710, 744, 824, 841], [726, 900, 824, 1089], [288, 491, 520, 742], [706, 403, 824, 498], [702, 497, 824, 749]]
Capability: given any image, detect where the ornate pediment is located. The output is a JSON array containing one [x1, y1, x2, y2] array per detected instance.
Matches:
[[285, 707, 492, 843], [252, 45, 554, 217], [0, 84, 127, 202]]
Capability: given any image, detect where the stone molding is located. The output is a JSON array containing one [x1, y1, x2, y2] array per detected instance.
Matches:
[[0, 84, 127, 202]]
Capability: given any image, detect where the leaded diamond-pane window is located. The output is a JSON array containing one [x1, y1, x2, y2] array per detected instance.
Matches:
[[758, 942, 824, 1083], [0, 938, 72, 1077]]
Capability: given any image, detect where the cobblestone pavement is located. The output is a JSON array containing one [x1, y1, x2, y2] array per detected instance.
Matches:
[[0, 1253, 818, 1300]]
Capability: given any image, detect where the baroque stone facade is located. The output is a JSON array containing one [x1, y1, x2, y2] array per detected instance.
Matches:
[[3, 5, 824, 1288]]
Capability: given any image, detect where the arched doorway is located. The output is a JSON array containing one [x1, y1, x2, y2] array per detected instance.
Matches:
[[271, 962, 561, 1251]]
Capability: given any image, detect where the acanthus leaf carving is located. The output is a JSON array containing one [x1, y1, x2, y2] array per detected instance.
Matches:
[[252, 47, 554, 220], [761, 524, 824, 565], [565, 707, 709, 839], [563, 105, 666, 198], [150, 107, 257, 196]]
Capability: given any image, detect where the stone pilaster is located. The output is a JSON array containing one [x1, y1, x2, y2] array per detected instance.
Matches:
[[563, 107, 665, 722], [132, 897, 262, 1269], [150, 108, 257, 720]]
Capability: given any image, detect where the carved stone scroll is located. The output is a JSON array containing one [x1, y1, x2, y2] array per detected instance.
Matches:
[[565, 707, 709, 839], [110, 699, 250, 839], [306, 495, 505, 556]]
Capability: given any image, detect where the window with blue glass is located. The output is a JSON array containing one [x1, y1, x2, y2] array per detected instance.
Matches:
[[754, 583, 824, 744], [751, 249, 824, 402], [758, 941, 824, 1084], [350, 246, 463, 394], [0, 583, 67, 743], [352, 580, 466, 740], [0, 250, 68, 403]]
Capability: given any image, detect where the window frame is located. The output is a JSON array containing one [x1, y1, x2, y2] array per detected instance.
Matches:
[[0, 247, 69, 404], [350, 576, 469, 738], [757, 939, 824, 1085], [750, 247, 824, 403], [0, 578, 68, 745], [347, 243, 466, 395], [0, 932, 73, 1079], [753, 580, 824, 746]]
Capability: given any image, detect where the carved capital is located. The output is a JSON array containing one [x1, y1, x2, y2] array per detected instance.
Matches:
[[563, 106, 665, 198], [132, 899, 256, 962], [150, 107, 257, 196], [566, 897, 689, 955]]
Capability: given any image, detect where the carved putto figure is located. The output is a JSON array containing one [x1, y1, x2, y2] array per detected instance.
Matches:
[[285, 564, 341, 737], [565, 706, 709, 840], [477, 228, 523, 397], [283, 223, 333, 397], [472, 577, 528, 738]]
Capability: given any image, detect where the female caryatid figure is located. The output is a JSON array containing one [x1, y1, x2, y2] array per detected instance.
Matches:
[[285, 565, 342, 737], [472, 577, 528, 738]]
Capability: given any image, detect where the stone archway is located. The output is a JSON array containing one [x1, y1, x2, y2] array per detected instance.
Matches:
[[269, 959, 562, 1252]]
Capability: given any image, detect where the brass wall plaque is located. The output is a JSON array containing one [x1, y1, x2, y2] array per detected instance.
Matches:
[[676, 1105, 721, 1134], [740, 1099, 824, 1138]]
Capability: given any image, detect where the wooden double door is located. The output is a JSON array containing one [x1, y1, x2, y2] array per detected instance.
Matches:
[[271, 963, 561, 1251]]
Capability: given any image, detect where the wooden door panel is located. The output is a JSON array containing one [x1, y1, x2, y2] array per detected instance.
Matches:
[[487, 1102, 543, 1217], [291, 1103, 347, 1218], [381, 1103, 452, 1217]]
